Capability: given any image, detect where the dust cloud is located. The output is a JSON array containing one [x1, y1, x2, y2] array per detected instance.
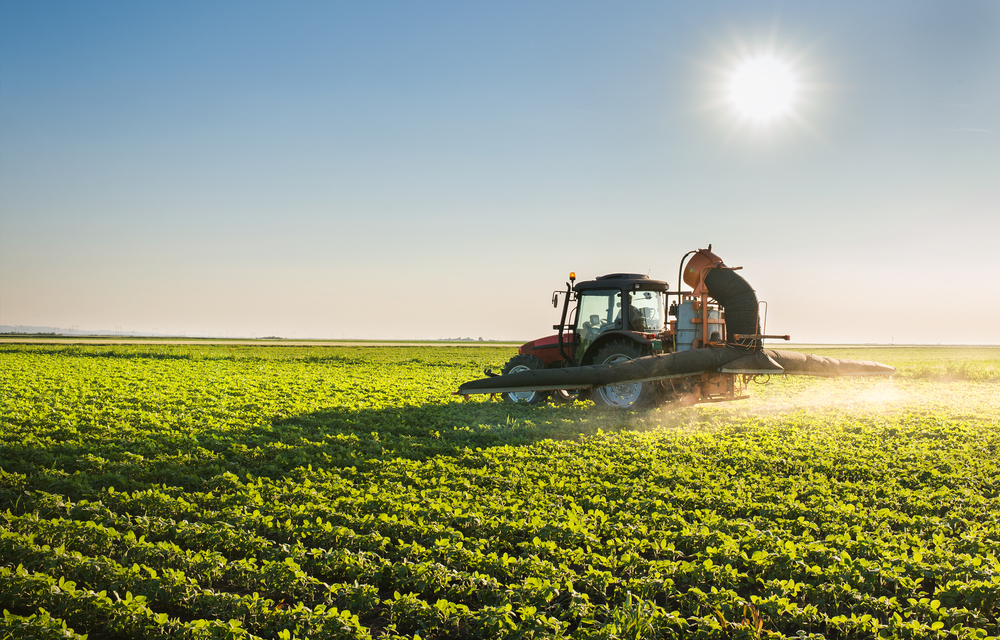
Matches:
[[727, 375, 999, 416]]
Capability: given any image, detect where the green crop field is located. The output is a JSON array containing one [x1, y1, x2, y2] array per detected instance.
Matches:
[[1, 343, 998, 639]]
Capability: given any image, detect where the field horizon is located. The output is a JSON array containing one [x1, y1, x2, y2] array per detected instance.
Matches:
[[3, 334, 999, 350]]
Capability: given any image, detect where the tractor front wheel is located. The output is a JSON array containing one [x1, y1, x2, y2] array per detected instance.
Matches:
[[501, 354, 549, 404], [591, 340, 661, 409]]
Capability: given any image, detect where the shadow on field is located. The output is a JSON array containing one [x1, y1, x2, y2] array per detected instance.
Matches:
[[3, 400, 674, 506], [266, 400, 602, 467], [232, 398, 697, 479]]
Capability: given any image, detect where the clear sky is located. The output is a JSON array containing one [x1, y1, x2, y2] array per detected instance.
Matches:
[[2, 1, 998, 343]]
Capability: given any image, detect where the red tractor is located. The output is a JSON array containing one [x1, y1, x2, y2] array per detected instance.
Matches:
[[467, 248, 893, 409], [501, 272, 674, 407]]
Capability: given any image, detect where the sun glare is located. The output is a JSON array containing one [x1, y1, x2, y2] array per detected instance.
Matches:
[[728, 56, 797, 122]]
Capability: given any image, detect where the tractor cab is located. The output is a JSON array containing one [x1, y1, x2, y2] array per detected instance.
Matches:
[[572, 274, 669, 362], [512, 273, 670, 372], [499, 272, 671, 405]]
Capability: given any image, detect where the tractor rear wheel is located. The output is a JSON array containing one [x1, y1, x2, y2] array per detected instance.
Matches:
[[591, 340, 661, 409], [501, 354, 549, 404]]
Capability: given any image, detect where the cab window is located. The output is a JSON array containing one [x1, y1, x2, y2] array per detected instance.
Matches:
[[628, 290, 665, 332], [575, 289, 621, 355]]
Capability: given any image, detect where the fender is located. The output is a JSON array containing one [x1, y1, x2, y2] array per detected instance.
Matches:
[[580, 330, 658, 365]]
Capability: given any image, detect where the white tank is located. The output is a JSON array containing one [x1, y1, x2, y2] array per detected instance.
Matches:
[[675, 300, 720, 351]]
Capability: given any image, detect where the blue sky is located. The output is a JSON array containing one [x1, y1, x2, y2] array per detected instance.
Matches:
[[2, 1, 998, 342]]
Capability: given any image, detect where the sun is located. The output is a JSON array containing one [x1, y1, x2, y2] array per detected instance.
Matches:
[[695, 28, 822, 140], [728, 56, 797, 123]]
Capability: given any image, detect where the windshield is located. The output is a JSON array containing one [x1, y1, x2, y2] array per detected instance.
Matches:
[[575, 289, 621, 356], [628, 290, 665, 332]]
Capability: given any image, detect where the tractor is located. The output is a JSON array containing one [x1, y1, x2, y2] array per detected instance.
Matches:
[[500, 272, 675, 407], [467, 247, 893, 410]]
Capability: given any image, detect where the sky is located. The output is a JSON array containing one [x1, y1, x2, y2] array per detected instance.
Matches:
[[1, 1, 998, 343]]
